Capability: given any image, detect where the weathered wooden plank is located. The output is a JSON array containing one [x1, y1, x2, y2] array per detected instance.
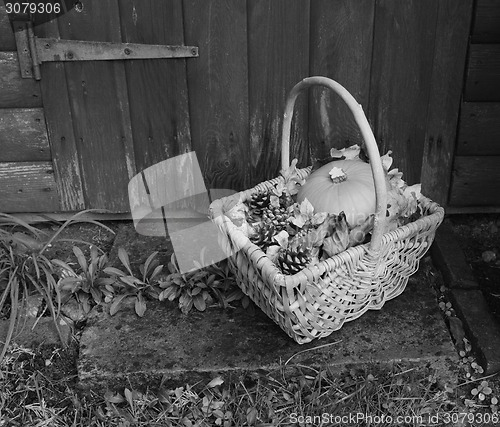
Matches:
[[119, 0, 192, 172], [35, 18, 85, 211], [0, 162, 60, 212], [55, 0, 135, 212], [183, 0, 250, 191], [420, 0, 473, 206], [472, 0, 500, 43], [0, 52, 42, 108], [0, 4, 16, 50], [0, 108, 51, 161], [464, 44, 500, 102], [309, 0, 374, 160], [369, 0, 439, 185], [456, 102, 500, 156], [247, 0, 310, 185], [449, 156, 500, 206]]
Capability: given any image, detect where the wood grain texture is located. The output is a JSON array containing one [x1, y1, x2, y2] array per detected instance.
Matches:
[[449, 156, 500, 206], [309, 0, 374, 160], [0, 162, 60, 212], [0, 108, 51, 161], [183, 0, 249, 191], [55, 0, 135, 211], [0, 52, 42, 108], [472, 0, 500, 43], [465, 44, 500, 102], [369, 0, 439, 185], [247, 0, 310, 185], [0, 4, 15, 50], [119, 0, 192, 172], [456, 102, 500, 156], [35, 18, 85, 211], [420, 0, 473, 205]]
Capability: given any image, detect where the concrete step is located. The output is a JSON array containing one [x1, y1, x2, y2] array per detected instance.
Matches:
[[77, 265, 457, 392]]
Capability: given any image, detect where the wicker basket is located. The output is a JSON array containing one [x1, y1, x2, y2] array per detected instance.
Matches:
[[209, 77, 444, 344]]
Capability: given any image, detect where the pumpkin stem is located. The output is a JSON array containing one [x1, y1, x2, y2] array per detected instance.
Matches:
[[329, 166, 347, 184]]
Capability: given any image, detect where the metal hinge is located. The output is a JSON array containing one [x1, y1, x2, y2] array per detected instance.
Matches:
[[13, 21, 199, 80]]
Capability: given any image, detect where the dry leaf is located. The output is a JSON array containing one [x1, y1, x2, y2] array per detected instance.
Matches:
[[206, 377, 224, 388], [322, 213, 349, 257]]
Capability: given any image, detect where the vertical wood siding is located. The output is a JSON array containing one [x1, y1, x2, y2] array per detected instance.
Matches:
[[183, 0, 250, 191], [309, 0, 374, 161], [369, 0, 439, 185], [36, 18, 85, 211], [248, 0, 310, 184], [420, 0, 474, 206], [119, 0, 193, 171], [55, 1, 135, 211], [0, 5, 15, 50]]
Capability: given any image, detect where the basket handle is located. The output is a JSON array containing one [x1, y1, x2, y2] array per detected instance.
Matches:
[[281, 76, 387, 253]]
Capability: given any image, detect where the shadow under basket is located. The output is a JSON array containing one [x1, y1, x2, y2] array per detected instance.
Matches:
[[209, 77, 444, 344]]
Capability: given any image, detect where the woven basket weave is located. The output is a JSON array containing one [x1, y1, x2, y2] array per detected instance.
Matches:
[[210, 77, 444, 344]]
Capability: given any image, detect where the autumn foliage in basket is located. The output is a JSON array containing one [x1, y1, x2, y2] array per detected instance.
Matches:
[[223, 144, 423, 276]]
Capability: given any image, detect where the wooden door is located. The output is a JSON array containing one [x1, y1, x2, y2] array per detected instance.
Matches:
[[34, 0, 192, 212]]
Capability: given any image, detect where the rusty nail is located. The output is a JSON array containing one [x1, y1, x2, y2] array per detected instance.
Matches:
[[45, 43, 50, 49], [124, 48, 131, 55], [67, 52, 74, 59], [191, 48, 197, 56]]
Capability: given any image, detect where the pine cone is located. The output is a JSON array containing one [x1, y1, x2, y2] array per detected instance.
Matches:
[[262, 205, 289, 232], [247, 192, 270, 215], [249, 222, 276, 250], [246, 210, 262, 225], [278, 248, 311, 275]]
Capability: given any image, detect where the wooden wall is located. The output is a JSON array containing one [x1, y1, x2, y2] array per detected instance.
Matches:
[[0, 1, 476, 214], [448, 0, 500, 209], [0, 4, 60, 212]]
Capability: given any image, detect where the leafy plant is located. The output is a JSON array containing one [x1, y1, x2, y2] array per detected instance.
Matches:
[[159, 253, 215, 314], [52, 245, 113, 314], [0, 210, 114, 362], [158, 254, 246, 314], [0, 230, 63, 363], [205, 259, 251, 311], [104, 248, 163, 317]]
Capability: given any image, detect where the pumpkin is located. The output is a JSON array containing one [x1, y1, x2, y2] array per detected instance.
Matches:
[[297, 159, 376, 226]]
